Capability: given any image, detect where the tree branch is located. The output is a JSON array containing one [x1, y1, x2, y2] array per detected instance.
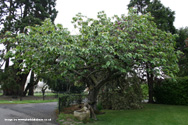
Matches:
[[96, 70, 120, 90]]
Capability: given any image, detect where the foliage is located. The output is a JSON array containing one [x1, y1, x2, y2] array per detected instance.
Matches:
[[147, 0, 176, 33], [0, 0, 57, 34], [176, 27, 188, 76], [0, 0, 58, 95], [15, 9, 180, 78], [141, 83, 148, 100], [128, 0, 178, 102], [51, 79, 85, 94], [176, 27, 188, 50], [12, 19, 71, 74], [154, 77, 188, 105], [128, 0, 150, 14], [128, 0, 176, 33], [177, 48, 188, 77], [39, 73, 85, 93], [98, 75, 143, 110], [0, 67, 19, 95], [8, 9, 180, 108]]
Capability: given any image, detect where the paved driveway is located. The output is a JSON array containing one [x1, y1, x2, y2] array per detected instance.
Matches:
[[0, 102, 58, 125]]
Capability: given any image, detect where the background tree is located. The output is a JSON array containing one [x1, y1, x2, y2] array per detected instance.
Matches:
[[146, 0, 176, 33], [128, 0, 150, 14], [0, 0, 58, 96], [0, 66, 18, 95], [128, 0, 176, 34], [176, 27, 188, 76], [128, 0, 177, 102]]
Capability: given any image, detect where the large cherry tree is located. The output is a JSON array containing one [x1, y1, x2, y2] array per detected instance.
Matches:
[[10, 9, 180, 108]]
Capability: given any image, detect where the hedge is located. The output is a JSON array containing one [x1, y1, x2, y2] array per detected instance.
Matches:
[[154, 76, 188, 105]]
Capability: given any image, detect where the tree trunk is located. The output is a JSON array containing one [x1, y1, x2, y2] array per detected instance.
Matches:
[[23, 82, 34, 96], [19, 73, 28, 100], [87, 87, 99, 120], [88, 87, 99, 111], [87, 72, 115, 110], [146, 63, 154, 103], [23, 71, 39, 96], [28, 86, 34, 96], [148, 75, 154, 103]]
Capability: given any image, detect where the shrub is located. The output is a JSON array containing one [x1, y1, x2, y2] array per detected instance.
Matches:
[[96, 102, 103, 111], [98, 91, 142, 110], [98, 75, 143, 110], [154, 76, 188, 105]]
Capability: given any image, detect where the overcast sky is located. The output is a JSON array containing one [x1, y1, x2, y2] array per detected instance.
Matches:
[[55, 0, 188, 34]]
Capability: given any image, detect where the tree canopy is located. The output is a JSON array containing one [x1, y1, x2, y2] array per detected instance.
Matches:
[[3, 9, 180, 107]]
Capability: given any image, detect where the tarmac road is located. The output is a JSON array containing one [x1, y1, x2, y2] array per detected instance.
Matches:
[[0, 102, 58, 125]]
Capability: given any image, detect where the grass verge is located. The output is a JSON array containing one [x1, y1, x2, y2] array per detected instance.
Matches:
[[0, 99, 57, 104], [34, 92, 57, 96]]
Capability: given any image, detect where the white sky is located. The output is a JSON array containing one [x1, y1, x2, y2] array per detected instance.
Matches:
[[55, 0, 188, 34]]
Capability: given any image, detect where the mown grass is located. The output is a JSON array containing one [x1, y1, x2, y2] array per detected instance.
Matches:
[[0, 99, 57, 104], [58, 104, 188, 125]]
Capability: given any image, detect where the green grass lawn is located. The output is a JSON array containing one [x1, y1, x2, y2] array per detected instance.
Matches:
[[58, 104, 188, 125], [89, 104, 188, 125]]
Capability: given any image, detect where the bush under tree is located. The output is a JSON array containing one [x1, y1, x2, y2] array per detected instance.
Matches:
[[98, 75, 143, 110]]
